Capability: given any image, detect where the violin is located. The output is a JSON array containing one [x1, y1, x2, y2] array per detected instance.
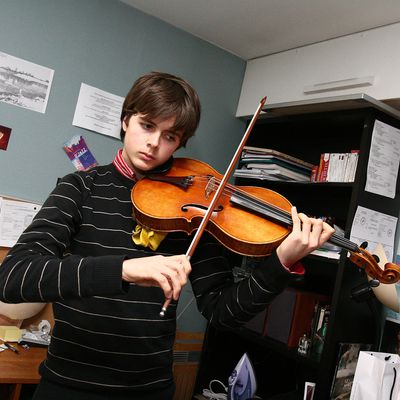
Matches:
[[131, 157, 400, 284]]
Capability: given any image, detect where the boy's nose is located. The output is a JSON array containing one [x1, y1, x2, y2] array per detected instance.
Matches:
[[147, 132, 161, 148]]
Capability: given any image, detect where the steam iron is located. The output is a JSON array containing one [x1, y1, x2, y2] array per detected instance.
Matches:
[[228, 353, 257, 400]]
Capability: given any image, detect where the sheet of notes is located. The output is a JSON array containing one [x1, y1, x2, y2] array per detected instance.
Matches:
[[0, 197, 41, 247], [365, 120, 400, 199]]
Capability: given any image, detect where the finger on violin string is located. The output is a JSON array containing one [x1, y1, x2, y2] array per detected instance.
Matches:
[[319, 220, 336, 244], [294, 211, 312, 236], [290, 206, 302, 229]]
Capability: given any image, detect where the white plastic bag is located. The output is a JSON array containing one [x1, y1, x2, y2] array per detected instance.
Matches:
[[350, 351, 400, 400]]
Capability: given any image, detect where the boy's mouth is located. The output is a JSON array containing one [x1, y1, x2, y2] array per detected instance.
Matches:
[[139, 152, 156, 161]]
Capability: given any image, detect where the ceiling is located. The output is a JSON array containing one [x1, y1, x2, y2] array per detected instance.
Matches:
[[120, 0, 400, 60]]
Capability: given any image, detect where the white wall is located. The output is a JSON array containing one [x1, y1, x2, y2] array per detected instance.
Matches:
[[237, 22, 400, 117]]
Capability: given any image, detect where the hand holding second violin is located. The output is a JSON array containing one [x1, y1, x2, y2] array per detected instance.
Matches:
[[276, 206, 335, 269], [122, 254, 191, 301]]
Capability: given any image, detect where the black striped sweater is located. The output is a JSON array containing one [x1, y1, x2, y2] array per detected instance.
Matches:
[[0, 163, 296, 394]]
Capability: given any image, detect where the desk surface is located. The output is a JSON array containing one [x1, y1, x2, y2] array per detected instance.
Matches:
[[0, 345, 47, 384]]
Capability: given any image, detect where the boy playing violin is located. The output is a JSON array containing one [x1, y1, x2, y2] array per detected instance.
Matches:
[[0, 71, 334, 400]]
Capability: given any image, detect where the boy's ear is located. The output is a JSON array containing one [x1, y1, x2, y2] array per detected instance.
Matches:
[[122, 118, 128, 131], [148, 156, 174, 174]]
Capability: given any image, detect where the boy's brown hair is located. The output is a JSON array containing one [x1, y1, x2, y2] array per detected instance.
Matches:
[[120, 72, 201, 147]]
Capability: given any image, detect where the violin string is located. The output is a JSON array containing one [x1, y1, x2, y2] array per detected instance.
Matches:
[[193, 175, 359, 253], [230, 186, 358, 251], [192, 175, 293, 226]]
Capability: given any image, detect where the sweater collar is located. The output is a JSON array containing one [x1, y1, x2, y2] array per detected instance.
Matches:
[[112, 149, 136, 181]]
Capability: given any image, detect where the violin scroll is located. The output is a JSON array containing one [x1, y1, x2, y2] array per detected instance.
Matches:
[[349, 247, 400, 284]]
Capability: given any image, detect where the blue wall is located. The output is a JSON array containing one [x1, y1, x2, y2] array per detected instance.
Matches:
[[0, 0, 246, 203], [0, 0, 247, 331]]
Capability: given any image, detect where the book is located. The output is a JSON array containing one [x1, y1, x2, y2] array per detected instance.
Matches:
[[345, 151, 359, 182], [330, 342, 372, 400], [233, 169, 295, 181], [310, 165, 319, 182], [242, 146, 315, 170], [239, 158, 312, 175], [317, 153, 330, 182], [238, 146, 315, 182], [327, 153, 348, 182], [312, 307, 330, 356], [316, 151, 359, 182], [240, 156, 313, 174], [237, 165, 310, 181]]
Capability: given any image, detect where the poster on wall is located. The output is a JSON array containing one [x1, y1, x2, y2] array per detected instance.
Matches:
[[72, 83, 124, 139], [63, 135, 98, 171], [0, 51, 54, 113], [0, 125, 11, 150]]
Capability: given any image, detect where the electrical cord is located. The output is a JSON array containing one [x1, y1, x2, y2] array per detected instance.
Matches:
[[202, 379, 228, 400]]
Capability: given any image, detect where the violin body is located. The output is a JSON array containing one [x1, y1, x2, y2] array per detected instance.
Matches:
[[131, 158, 292, 256]]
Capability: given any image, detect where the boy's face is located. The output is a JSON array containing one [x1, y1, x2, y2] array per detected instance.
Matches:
[[121, 113, 182, 176]]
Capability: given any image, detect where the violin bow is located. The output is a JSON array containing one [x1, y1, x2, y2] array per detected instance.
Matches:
[[160, 97, 267, 316]]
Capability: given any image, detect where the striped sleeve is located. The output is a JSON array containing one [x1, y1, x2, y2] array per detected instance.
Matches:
[[189, 237, 298, 329], [0, 173, 126, 303]]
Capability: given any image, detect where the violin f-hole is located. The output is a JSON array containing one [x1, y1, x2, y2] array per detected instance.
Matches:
[[181, 203, 224, 213]]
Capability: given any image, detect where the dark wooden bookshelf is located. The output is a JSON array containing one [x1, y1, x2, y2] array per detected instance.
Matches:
[[195, 94, 400, 399]]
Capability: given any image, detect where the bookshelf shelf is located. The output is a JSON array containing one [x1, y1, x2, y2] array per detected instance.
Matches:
[[195, 94, 400, 399], [235, 178, 355, 187]]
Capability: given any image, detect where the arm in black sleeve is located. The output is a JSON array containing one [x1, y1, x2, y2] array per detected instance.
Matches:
[[189, 235, 299, 329], [0, 173, 126, 303]]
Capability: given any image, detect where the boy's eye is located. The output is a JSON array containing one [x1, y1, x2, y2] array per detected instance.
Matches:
[[164, 133, 180, 143], [141, 123, 154, 130]]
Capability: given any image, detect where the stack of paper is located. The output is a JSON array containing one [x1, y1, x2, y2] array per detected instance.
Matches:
[[234, 146, 315, 182]]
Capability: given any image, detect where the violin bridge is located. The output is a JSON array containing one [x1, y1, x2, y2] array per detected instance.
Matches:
[[205, 176, 217, 198]]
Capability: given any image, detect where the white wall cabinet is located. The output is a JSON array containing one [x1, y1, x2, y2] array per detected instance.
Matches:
[[237, 23, 400, 117]]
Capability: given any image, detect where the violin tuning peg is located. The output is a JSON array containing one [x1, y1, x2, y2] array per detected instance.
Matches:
[[369, 279, 380, 288], [372, 254, 380, 263], [360, 241, 368, 249]]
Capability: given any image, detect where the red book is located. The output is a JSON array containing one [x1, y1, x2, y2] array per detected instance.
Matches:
[[317, 153, 330, 182], [310, 165, 319, 182]]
